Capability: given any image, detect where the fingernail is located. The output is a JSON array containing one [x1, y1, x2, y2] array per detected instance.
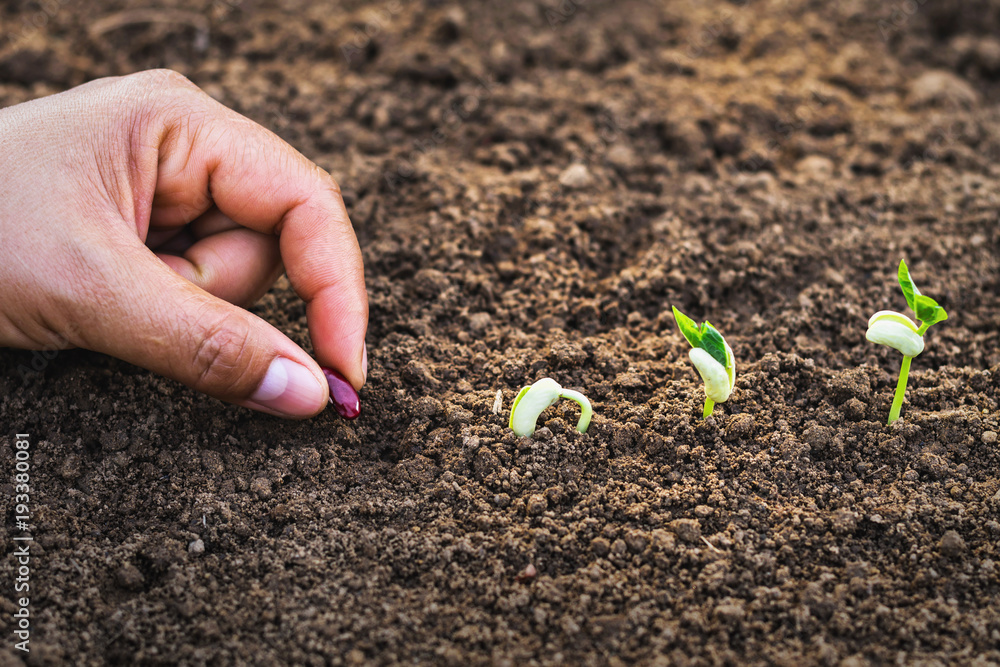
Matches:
[[361, 343, 368, 384], [250, 357, 326, 418]]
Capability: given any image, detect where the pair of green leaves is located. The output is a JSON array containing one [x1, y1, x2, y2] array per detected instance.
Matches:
[[672, 306, 733, 371], [898, 259, 948, 328]]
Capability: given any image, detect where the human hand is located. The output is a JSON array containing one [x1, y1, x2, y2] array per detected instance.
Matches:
[[0, 70, 367, 419]]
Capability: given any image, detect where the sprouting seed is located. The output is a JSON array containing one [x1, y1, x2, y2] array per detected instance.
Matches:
[[508, 378, 593, 437], [866, 259, 947, 424], [672, 306, 736, 419]]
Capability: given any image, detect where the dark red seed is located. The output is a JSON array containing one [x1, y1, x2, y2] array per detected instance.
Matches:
[[515, 563, 537, 583], [321, 367, 361, 419]]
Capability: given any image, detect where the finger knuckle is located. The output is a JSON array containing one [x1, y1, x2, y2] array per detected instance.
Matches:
[[308, 165, 342, 198], [139, 68, 200, 92], [125, 70, 206, 115], [117, 70, 208, 129], [324, 174, 343, 196], [192, 314, 254, 390]]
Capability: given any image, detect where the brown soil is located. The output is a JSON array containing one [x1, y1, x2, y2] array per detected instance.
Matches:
[[2, 0, 1000, 665]]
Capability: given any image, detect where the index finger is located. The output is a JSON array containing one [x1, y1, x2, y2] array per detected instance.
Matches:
[[143, 78, 368, 389]]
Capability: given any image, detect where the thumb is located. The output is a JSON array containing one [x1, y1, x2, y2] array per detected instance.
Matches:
[[75, 240, 329, 419]]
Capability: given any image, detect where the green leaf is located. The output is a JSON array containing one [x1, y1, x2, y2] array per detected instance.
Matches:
[[672, 306, 730, 370], [897, 259, 921, 313], [914, 295, 948, 327], [700, 322, 730, 369], [672, 306, 702, 348], [896, 260, 947, 328]]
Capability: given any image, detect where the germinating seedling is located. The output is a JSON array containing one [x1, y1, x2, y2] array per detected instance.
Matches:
[[672, 306, 736, 419], [866, 259, 948, 425], [508, 378, 593, 437]]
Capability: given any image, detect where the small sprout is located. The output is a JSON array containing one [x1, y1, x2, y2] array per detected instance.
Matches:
[[508, 377, 593, 437], [672, 306, 736, 419], [321, 367, 361, 419], [865, 259, 948, 425]]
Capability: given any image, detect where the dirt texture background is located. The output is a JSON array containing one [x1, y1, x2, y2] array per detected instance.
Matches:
[[2, 0, 1000, 664]]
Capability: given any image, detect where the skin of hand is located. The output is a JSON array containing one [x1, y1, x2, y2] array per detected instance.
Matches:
[[0, 69, 368, 419]]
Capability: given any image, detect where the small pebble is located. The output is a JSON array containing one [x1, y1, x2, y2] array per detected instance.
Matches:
[[558, 163, 593, 189], [188, 539, 205, 555], [591, 537, 611, 557], [939, 530, 966, 558], [250, 477, 272, 499], [526, 494, 548, 516], [669, 518, 702, 543], [907, 70, 979, 109], [795, 155, 834, 181], [114, 564, 145, 591]]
